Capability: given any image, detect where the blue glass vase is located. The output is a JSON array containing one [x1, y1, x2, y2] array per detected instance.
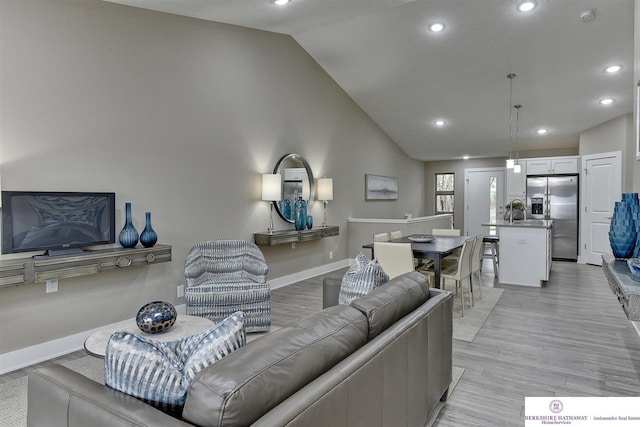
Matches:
[[140, 212, 158, 248], [119, 202, 139, 248], [279, 199, 292, 221], [307, 215, 313, 229], [609, 200, 636, 259], [294, 197, 307, 231]]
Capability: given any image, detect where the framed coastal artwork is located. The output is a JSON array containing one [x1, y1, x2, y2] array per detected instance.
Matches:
[[365, 174, 398, 200]]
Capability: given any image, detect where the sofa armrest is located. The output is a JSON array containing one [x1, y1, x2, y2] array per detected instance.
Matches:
[[323, 277, 342, 308], [28, 365, 193, 427]]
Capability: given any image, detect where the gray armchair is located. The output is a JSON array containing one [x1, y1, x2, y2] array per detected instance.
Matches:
[[184, 240, 271, 332]]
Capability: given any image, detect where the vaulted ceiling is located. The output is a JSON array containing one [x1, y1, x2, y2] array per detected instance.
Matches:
[[104, 0, 635, 161]]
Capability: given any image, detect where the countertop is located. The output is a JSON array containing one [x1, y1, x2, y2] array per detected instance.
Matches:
[[482, 219, 553, 229]]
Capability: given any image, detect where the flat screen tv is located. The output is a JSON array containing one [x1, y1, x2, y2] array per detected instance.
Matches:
[[1, 191, 116, 255]]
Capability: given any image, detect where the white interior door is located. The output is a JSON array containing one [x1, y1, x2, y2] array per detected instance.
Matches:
[[581, 151, 621, 265], [465, 168, 505, 237]]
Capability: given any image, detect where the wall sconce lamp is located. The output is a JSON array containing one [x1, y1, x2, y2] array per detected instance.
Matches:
[[317, 177, 334, 227], [262, 173, 282, 234]]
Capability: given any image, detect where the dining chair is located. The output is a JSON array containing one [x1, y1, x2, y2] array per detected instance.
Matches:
[[432, 228, 462, 261], [431, 228, 461, 236], [373, 232, 391, 242], [470, 234, 484, 300], [424, 237, 474, 316], [389, 230, 403, 240], [373, 242, 415, 279]]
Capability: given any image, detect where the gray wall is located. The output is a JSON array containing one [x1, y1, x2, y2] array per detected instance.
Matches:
[[580, 114, 635, 192], [0, 0, 424, 354], [635, 0, 640, 192]]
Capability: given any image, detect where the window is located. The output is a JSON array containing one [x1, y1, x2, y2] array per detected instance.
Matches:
[[489, 175, 497, 235], [435, 173, 454, 215]]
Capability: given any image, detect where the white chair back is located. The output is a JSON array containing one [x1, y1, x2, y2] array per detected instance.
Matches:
[[470, 235, 484, 273], [373, 232, 391, 242], [389, 230, 403, 240], [432, 228, 461, 236], [373, 242, 415, 279], [450, 237, 474, 279]]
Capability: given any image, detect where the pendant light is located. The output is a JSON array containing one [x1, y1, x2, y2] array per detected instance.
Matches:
[[506, 74, 516, 169], [513, 104, 522, 174]]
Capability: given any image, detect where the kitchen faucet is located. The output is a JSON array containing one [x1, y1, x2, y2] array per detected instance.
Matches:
[[509, 198, 527, 224]]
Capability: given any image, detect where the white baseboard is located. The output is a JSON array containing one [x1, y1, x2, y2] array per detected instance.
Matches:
[[0, 304, 187, 375], [268, 258, 351, 290], [0, 260, 352, 374]]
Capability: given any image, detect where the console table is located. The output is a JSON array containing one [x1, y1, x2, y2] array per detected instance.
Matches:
[[0, 244, 172, 288], [602, 255, 640, 321], [254, 226, 339, 247]]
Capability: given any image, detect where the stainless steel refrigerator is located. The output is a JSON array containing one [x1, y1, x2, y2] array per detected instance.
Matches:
[[526, 175, 579, 261]]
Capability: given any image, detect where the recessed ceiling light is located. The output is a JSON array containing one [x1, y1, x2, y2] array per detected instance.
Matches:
[[272, 0, 290, 5], [429, 22, 446, 32], [517, 1, 537, 12], [536, 128, 548, 135], [599, 98, 615, 105], [434, 119, 446, 127], [604, 65, 622, 73], [463, 155, 470, 160]]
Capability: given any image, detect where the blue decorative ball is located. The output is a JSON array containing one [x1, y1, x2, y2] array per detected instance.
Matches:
[[136, 301, 177, 334]]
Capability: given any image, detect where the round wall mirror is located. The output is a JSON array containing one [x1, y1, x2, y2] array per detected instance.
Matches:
[[273, 153, 314, 223]]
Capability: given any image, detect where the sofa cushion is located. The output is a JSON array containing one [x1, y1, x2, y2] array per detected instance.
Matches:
[[350, 271, 431, 340], [104, 311, 246, 417], [182, 304, 368, 427], [339, 252, 389, 304]]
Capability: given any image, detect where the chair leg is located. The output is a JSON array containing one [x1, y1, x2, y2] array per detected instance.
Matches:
[[468, 276, 474, 307], [474, 271, 482, 299], [459, 280, 464, 317], [492, 244, 499, 276]]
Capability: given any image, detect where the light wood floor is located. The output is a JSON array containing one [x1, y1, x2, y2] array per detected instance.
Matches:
[[3, 261, 639, 427], [436, 260, 640, 426]]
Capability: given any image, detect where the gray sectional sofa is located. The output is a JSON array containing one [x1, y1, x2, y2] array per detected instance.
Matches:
[[27, 271, 453, 427]]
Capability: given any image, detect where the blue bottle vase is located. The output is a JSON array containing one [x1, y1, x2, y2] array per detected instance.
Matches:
[[307, 215, 313, 229], [119, 202, 139, 248], [294, 198, 307, 231], [140, 212, 158, 248], [609, 200, 637, 259]]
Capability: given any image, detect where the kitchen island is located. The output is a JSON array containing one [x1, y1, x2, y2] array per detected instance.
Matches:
[[482, 220, 553, 287]]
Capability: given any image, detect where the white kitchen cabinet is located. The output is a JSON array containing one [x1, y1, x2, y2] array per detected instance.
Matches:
[[526, 156, 578, 175], [495, 221, 552, 287]]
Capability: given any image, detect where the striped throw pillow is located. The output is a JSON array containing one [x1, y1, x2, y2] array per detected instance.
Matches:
[[339, 252, 389, 304], [105, 311, 246, 417]]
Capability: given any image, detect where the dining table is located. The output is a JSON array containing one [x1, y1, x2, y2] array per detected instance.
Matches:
[[362, 234, 469, 289]]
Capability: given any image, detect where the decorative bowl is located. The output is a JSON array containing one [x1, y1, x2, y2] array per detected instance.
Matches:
[[136, 301, 177, 334], [628, 258, 640, 282], [408, 235, 435, 243]]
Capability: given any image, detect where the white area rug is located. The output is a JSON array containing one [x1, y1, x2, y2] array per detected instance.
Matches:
[[0, 357, 104, 427], [452, 286, 504, 342]]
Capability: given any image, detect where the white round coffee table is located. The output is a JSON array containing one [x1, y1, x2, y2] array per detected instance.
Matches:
[[84, 314, 214, 358]]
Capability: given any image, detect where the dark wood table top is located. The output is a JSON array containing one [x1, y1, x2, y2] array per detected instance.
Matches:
[[363, 235, 468, 259]]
